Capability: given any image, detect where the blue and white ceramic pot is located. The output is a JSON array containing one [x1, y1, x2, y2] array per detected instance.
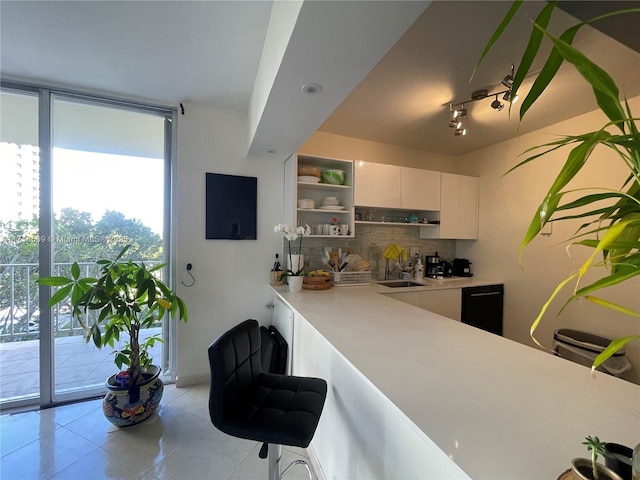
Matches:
[[102, 365, 163, 427]]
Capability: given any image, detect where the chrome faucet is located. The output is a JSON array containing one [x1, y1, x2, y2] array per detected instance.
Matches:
[[384, 259, 395, 280]]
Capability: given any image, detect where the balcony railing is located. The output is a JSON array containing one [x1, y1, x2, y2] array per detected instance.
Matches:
[[0, 261, 163, 342]]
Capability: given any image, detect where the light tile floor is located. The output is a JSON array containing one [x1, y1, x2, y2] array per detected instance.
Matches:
[[0, 383, 317, 480]]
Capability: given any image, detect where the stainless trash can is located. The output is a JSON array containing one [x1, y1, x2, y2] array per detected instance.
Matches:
[[552, 328, 631, 378]]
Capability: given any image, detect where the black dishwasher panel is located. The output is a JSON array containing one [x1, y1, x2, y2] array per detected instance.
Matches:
[[461, 285, 504, 336]]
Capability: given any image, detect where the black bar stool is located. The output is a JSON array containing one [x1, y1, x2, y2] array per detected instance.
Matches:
[[208, 319, 327, 480]]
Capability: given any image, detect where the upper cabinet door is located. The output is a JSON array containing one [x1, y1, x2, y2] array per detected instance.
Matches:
[[457, 174, 478, 239], [439, 173, 460, 239], [400, 168, 441, 211], [438, 173, 478, 239], [354, 162, 401, 208]]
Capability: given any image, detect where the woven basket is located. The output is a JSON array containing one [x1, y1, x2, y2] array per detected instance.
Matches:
[[302, 276, 332, 290]]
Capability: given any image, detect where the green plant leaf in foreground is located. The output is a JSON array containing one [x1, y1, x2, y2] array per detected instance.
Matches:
[[532, 22, 625, 127], [469, 0, 523, 83], [478, 1, 640, 374], [592, 335, 640, 374], [529, 272, 579, 349]]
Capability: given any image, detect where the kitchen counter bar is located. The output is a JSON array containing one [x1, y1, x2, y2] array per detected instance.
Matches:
[[272, 282, 639, 479]]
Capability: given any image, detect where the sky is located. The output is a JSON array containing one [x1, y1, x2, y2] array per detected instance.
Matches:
[[52, 148, 164, 234]]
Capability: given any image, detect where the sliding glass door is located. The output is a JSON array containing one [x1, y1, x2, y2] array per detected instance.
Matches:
[[0, 84, 175, 409], [0, 90, 41, 404]]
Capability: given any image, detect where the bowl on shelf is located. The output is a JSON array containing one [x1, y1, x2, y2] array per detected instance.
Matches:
[[322, 196, 339, 206], [298, 175, 321, 183], [297, 198, 315, 209], [321, 169, 345, 185], [298, 165, 322, 178]]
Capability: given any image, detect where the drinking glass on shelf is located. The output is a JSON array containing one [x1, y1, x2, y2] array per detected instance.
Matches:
[[367, 209, 375, 222]]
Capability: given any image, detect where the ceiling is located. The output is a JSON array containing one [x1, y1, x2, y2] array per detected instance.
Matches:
[[1, 1, 639, 158], [318, 1, 640, 156], [0, 1, 272, 111]]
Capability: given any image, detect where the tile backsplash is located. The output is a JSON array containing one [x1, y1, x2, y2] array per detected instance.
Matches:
[[281, 224, 455, 280]]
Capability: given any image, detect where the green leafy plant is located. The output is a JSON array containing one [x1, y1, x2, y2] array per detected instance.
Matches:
[[37, 245, 187, 386], [583, 436, 610, 480], [478, 1, 640, 371]]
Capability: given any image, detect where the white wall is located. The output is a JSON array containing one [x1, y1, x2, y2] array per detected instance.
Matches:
[[174, 103, 284, 385], [455, 98, 640, 383], [300, 131, 458, 172]]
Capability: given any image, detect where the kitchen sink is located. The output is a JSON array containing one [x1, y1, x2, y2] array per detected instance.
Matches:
[[378, 280, 424, 288]]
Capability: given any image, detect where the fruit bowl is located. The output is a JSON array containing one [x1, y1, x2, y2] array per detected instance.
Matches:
[[303, 275, 332, 290]]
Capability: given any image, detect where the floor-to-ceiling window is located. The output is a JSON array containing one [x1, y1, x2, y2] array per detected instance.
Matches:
[[0, 83, 176, 409]]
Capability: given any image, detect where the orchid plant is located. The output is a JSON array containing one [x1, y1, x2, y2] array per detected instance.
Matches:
[[274, 223, 311, 278]]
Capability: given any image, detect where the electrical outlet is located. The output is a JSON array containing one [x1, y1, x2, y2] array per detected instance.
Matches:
[[410, 247, 419, 258]]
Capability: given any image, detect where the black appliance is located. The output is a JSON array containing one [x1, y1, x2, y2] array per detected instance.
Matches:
[[442, 261, 453, 277], [452, 258, 472, 277], [461, 285, 503, 336], [425, 252, 440, 278]]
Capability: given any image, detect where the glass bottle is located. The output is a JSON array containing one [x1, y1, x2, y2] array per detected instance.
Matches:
[[271, 253, 282, 272]]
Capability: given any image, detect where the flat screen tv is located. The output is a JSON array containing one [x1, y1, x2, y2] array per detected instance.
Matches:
[[205, 173, 257, 240]]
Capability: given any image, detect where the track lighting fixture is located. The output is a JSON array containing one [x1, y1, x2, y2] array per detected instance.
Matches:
[[491, 95, 504, 111], [447, 64, 517, 136]]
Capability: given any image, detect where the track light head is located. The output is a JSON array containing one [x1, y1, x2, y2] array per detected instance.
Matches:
[[453, 107, 466, 119], [449, 120, 462, 128], [503, 91, 518, 104], [491, 96, 504, 111], [454, 128, 466, 136], [501, 64, 515, 88], [501, 75, 514, 89]]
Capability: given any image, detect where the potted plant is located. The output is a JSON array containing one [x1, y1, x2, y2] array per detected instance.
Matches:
[[37, 245, 187, 427], [477, 2, 639, 370], [274, 223, 310, 292], [570, 436, 623, 480]]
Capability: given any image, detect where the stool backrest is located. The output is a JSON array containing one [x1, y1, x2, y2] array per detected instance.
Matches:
[[208, 319, 263, 428]]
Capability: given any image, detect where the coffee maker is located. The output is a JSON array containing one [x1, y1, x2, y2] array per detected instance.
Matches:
[[425, 252, 441, 278]]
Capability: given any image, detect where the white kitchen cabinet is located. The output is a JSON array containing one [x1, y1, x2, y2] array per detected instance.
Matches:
[[457, 174, 478, 239], [419, 289, 461, 321], [285, 154, 354, 237], [421, 172, 478, 240], [400, 167, 440, 210], [382, 291, 420, 307], [383, 288, 461, 321], [354, 162, 401, 208], [354, 162, 441, 212]]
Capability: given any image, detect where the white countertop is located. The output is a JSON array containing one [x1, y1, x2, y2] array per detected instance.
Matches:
[[272, 281, 640, 479]]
